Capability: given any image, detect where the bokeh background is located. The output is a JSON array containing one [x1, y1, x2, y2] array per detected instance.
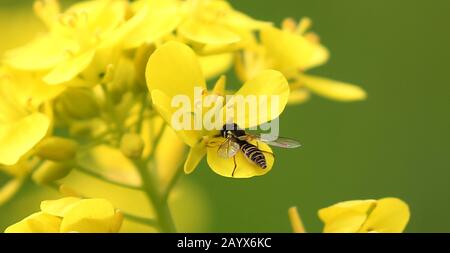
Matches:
[[1, 0, 449, 232]]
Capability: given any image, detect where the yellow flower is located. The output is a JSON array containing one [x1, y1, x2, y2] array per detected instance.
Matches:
[[3, 0, 146, 85], [5, 197, 123, 233], [0, 68, 64, 167], [238, 18, 366, 103], [114, 0, 268, 49], [146, 41, 289, 178], [178, 0, 269, 45], [318, 198, 410, 233]]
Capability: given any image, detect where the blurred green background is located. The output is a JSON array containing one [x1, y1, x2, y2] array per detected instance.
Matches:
[[1, 0, 450, 232]]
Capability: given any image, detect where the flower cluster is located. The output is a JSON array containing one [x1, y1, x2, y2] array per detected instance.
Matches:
[[0, 0, 407, 233]]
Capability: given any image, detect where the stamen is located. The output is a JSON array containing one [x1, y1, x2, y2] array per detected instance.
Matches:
[[282, 18, 297, 33], [297, 17, 312, 34]]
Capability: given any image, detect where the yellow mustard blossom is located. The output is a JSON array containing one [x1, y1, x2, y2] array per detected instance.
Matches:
[[146, 41, 289, 178], [0, 68, 64, 167], [119, 0, 268, 49], [237, 17, 366, 104], [178, 0, 269, 46], [318, 198, 410, 233], [3, 0, 146, 85], [5, 197, 123, 233]]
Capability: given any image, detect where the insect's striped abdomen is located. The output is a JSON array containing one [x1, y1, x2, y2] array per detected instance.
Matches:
[[240, 142, 267, 169]]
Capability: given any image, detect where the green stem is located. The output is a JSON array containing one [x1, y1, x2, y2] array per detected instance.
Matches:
[[162, 164, 184, 202], [134, 158, 176, 233], [122, 213, 159, 228], [135, 95, 149, 134]]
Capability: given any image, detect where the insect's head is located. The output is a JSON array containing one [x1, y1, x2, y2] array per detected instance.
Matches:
[[220, 123, 245, 138]]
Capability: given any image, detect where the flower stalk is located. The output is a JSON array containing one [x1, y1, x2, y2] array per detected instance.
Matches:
[[134, 158, 177, 232]]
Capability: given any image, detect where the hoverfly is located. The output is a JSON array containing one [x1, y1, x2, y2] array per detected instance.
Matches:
[[213, 123, 301, 177]]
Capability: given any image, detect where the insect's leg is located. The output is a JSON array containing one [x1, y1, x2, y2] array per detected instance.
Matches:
[[231, 155, 237, 177]]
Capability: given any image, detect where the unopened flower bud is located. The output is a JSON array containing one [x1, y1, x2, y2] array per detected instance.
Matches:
[[69, 121, 94, 137], [58, 184, 81, 197], [36, 137, 78, 161], [120, 133, 144, 159], [32, 161, 73, 185], [107, 58, 135, 103], [59, 88, 100, 119]]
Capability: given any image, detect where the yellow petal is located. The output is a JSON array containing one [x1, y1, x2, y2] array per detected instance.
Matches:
[[64, 0, 125, 36], [221, 70, 289, 128], [199, 53, 233, 80], [288, 88, 310, 104], [3, 35, 74, 71], [181, 0, 269, 45], [261, 26, 329, 73], [222, 6, 271, 31], [60, 198, 117, 233], [43, 49, 96, 85], [146, 41, 206, 102], [5, 212, 61, 233], [300, 74, 367, 102], [178, 18, 241, 45], [0, 113, 49, 166], [124, 0, 181, 48], [40, 197, 82, 217], [184, 139, 207, 174], [322, 210, 369, 233], [206, 137, 274, 178], [360, 198, 410, 233], [151, 89, 202, 147], [318, 199, 376, 233], [0, 69, 65, 109], [0, 177, 24, 206], [100, 5, 149, 49]]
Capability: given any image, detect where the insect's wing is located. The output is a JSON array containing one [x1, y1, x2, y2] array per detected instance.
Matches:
[[217, 139, 240, 158], [265, 137, 302, 148], [249, 134, 302, 149]]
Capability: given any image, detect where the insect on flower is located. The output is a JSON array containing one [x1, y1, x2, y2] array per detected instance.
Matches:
[[209, 123, 301, 177]]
